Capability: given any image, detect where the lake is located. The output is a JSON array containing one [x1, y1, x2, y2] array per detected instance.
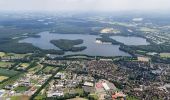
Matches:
[[111, 36, 149, 45], [19, 32, 147, 56]]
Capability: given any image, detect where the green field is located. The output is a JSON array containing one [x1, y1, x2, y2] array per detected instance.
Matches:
[[160, 53, 170, 58], [28, 64, 42, 74], [126, 96, 139, 100], [0, 73, 24, 89], [109, 22, 134, 27], [139, 27, 158, 32], [0, 61, 15, 68], [10, 95, 30, 100], [0, 75, 8, 82], [20, 63, 30, 68], [34, 95, 46, 100], [68, 97, 88, 100], [0, 68, 19, 77], [7, 53, 31, 58], [14, 86, 30, 92], [0, 52, 5, 57], [42, 66, 55, 73]]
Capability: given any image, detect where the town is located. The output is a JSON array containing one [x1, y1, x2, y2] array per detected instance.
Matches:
[[0, 52, 169, 100]]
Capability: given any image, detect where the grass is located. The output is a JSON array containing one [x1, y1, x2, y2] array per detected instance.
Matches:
[[0, 68, 19, 77], [10, 95, 30, 100], [0, 61, 14, 68], [42, 66, 55, 73], [75, 88, 84, 93], [160, 53, 170, 58], [0, 75, 8, 82], [140, 27, 158, 32], [34, 95, 46, 100], [109, 22, 134, 27], [28, 64, 42, 74], [136, 50, 146, 53], [100, 28, 120, 34], [30, 78, 39, 84], [63, 87, 82, 94], [20, 63, 30, 68], [68, 97, 88, 100], [0, 73, 23, 89], [14, 86, 30, 92], [88, 94, 98, 100], [0, 52, 5, 57], [126, 96, 139, 100], [7, 53, 31, 58]]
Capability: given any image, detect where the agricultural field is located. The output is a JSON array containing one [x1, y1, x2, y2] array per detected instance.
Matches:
[[10, 95, 30, 100], [68, 97, 88, 100], [28, 64, 43, 74], [0, 68, 19, 77], [0, 61, 15, 68], [0, 52, 6, 57], [0, 75, 8, 82], [139, 27, 159, 32], [20, 63, 30, 68], [3, 53, 32, 60], [14, 86, 30, 93], [7, 53, 31, 58], [100, 28, 121, 34], [17, 63, 30, 70], [42, 66, 56, 74], [160, 53, 170, 58]]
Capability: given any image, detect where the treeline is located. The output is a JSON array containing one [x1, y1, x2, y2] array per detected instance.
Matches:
[[43, 49, 64, 55], [131, 44, 170, 53], [0, 42, 40, 54], [96, 35, 122, 45]]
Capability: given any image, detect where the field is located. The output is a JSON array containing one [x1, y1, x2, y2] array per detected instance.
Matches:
[[10, 95, 30, 100], [0, 61, 14, 68], [160, 53, 170, 58], [7, 53, 31, 58], [0, 75, 8, 82], [20, 63, 30, 68], [139, 27, 158, 32], [28, 64, 43, 74], [0, 74, 24, 89], [11, 53, 31, 57], [0, 52, 5, 57], [100, 28, 120, 34], [34, 95, 46, 100], [16, 63, 30, 70], [42, 66, 55, 73], [0, 68, 19, 77], [68, 97, 88, 100], [109, 22, 134, 27], [14, 86, 30, 92]]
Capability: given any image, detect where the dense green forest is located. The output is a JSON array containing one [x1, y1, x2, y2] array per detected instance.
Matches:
[[50, 39, 87, 52]]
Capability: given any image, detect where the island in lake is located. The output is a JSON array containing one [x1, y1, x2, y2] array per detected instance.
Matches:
[[50, 39, 87, 52]]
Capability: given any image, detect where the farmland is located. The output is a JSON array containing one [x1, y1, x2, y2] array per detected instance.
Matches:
[[0, 76, 8, 82], [0, 52, 5, 57], [0, 61, 15, 68], [0, 68, 19, 77], [160, 53, 170, 58]]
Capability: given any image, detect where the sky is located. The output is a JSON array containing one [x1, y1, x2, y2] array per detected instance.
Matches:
[[0, 0, 170, 12]]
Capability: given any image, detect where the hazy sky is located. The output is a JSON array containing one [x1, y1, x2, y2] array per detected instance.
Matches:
[[0, 0, 170, 12]]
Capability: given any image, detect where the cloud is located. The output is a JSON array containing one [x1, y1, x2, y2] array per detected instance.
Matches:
[[0, 0, 169, 12]]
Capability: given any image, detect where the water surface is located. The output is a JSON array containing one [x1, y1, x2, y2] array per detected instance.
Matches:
[[111, 36, 149, 45], [19, 32, 130, 56]]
